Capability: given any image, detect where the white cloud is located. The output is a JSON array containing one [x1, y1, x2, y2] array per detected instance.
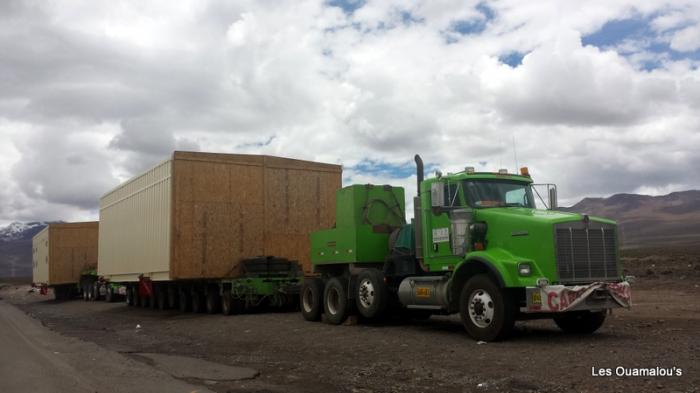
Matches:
[[1, 0, 700, 224]]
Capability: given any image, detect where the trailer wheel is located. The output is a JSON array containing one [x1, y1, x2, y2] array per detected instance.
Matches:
[[459, 274, 515, 342], [156, 286, 167, 310], [300, 278, 323, 321], [126, 285, 134, 306], [105, 285, 114, 303], [554, 311, 606, 334], [355, 269, 388, 320], [150, 285, 160, 310], [167, 286, 178, 309], [221, 290, 233, 315], [139, 291, 150, 308], [178, 289, 191, 313], [82, 284, 89, 301], [206, 289, 221, 314], [191, 291, 205, 313], [323, 277, 349, 325]]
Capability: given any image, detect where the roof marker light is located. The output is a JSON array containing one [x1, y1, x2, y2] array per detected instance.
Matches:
[[520, 167, 530, 177], [498, 169, 508, 175], [465, 167, 475, 174]]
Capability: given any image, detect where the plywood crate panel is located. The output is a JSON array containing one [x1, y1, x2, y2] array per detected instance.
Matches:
[[32, 222, 99, 286], [100, 151, 341, 282]]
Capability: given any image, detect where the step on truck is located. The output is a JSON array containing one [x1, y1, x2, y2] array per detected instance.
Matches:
[[94, 151, 342, 314], [300, 155, 631, 341]]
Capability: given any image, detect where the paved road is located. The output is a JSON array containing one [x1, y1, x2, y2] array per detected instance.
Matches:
[[0, 299, 212, 393]]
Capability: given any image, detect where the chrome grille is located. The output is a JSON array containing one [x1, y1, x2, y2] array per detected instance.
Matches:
[[554, 224, 618, 283]]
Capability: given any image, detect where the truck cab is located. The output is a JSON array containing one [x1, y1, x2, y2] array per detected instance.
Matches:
[[301, 155, 631, 341]]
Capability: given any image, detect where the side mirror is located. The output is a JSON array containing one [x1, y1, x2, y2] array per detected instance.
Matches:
[[532, 183, 558, 210], [430, 182, 445, 208], [548, 186, 558, 210]]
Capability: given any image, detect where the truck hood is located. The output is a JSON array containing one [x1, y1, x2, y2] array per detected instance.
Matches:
[[474, 207, 616, 226]]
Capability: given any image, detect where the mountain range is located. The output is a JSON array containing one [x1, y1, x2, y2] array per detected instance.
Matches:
[[1, 190, 699, 278], [560, 190, 700, 248], [0, 222, 49, 279]]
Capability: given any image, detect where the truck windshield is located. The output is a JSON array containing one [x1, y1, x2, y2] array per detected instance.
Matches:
[[461, 180, 535, 208]]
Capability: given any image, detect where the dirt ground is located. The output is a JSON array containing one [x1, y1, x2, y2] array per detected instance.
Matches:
[[2, 247, 698, 393]]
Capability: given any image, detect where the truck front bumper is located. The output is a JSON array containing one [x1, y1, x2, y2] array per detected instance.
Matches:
[[522, 281, 631, 313]]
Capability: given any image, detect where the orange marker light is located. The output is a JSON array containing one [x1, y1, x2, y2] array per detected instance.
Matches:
[[520, 167, 530, 177]]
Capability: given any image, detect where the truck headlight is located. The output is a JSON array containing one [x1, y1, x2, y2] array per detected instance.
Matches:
[[518, 263, 531, 276]]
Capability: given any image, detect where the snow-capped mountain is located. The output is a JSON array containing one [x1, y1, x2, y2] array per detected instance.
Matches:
[[0, 222, 46, 242], [0, 221, 49, 278]]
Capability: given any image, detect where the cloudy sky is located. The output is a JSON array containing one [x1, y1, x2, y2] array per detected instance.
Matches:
[[1, 0, 699, 226]]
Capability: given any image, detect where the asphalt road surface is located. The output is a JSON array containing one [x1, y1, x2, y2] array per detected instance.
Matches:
[[0, 299, 212, 393]]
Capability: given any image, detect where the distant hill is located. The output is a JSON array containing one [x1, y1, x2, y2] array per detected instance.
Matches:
[[561, 190, 700, 248], [0, 222, 48, 279]]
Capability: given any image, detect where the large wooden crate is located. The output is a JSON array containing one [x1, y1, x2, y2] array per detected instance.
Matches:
[[32, 222, 99, 286], [98, 151, 342, 282]]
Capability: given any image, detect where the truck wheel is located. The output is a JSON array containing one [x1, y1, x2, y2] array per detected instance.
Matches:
[[191, 291, 204, 313], [554, 311, 606, 334], [105, 285, 114, 303], [133, 286, 141, 307], [167, 286, 178, 309], [323, 277, 349, 325], [206, 290, 221, 314], [355, 269, 388, 320], [459, 274, 515, 342], [300, 278, 323, 321], [139, 291, 150, 308], [178, 289, 191, 312], [156, 286, 167, 310], [221, 290, 233, 315], [126, 286, 134, 306], [92, 282, 100, 301]]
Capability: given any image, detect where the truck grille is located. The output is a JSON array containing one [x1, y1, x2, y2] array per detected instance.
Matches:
[[554, 224, 618, 284]]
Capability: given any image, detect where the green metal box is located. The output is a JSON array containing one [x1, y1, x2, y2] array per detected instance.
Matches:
[[311, 184, 405, 265]]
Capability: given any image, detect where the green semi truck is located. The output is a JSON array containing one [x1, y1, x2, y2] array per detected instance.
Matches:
[[300, 155, 631, 341]]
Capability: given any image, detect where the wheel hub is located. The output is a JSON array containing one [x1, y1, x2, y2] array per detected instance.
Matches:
[[358, 278, 375, 308], [302, 288, 314, 313], [468, 289, 495, 328]]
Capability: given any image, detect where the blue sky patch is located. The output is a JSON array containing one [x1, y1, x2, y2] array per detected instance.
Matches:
[[350, 159, 439, 179], [582, 15, 700, 70], [499, 51, 525, 67], [327, 0, 366, 14]]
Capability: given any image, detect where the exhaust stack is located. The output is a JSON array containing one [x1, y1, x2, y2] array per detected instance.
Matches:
[[414, 154, 424, 260]]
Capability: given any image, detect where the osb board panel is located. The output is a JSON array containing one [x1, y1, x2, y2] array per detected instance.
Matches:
[[47, 222, 99, 285], [171, 153, 341, 279], [172, 157, 266, 279]]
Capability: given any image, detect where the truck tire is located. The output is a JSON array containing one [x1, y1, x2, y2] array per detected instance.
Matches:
[[167, 286, 178, 309], [126, 286, 134, 306], [178, 289, 191, 312], [92, 282, 100, 301], [105, 285, 114, 303], [82, 284, 89, 301], [300, 278, 323, 321], [459, 274, 515, 342], [206, 290, 221, 314], [554, 311, 606, 334], [139, 291, 150, 308], [191, 291, 205, 313], [323, 277, 349, 325], [221, 290, 233, 315], [156, 286, 167, 310], [355, 269, 388, 320]]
